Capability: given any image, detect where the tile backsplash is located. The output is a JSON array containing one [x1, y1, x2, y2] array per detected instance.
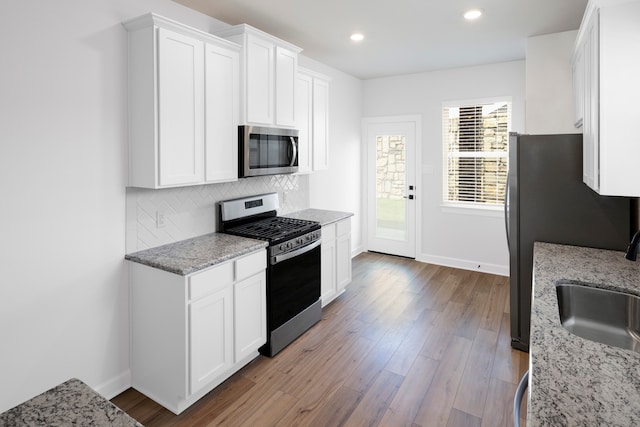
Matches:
[[126, 174, 309, 253]]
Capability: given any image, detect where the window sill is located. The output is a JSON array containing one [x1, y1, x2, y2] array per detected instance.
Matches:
[[441, 203, 504, 218]]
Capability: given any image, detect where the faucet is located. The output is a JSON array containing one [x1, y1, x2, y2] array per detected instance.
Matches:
[[625, 230, 640, 261]]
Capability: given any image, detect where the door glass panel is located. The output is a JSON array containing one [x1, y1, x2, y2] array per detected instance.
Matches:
[[375, 134, 407, 241]]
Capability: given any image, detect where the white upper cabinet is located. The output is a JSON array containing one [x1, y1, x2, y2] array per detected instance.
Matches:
[[215, 24, 302, 128], [296, 67, 331, 173], [296, 72, 313, 173], [157, 29, 205, 187], [312, 77, 330, 170], [204, 43, 240, 184], [572, 0, 640, 196], [124, 14, 240, 189], [245, 34, 274, 125], [275, 47, 298, 127]]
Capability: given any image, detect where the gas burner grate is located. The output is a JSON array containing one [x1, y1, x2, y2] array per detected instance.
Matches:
[[226, 217, 319, 242]]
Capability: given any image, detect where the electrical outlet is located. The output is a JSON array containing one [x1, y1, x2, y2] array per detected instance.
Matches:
[[156, 211, 166, 228]]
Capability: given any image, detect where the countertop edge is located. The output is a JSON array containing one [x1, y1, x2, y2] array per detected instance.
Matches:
[[124, 233, 268, 276]]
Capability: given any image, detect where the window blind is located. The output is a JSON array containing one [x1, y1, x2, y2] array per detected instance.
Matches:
[[443, 101, 511, 207]]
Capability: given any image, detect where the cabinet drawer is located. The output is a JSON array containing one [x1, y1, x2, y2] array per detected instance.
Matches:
[[189, 262, 233, 301], [235, 250, 267, 281], [322, 223, 336, 241], [337, 219, 351, 237]]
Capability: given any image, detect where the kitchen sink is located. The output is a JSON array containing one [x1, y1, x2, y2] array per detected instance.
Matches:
[[556, 282, 640, 353]]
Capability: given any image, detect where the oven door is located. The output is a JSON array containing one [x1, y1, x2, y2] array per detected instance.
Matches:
[[268, 239, 321, 331], [240, 125, 299, 177]]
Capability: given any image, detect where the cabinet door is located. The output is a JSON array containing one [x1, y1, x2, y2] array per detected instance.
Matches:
[[320, 224, 337, 306], [204, 42, 239, 183], [572, 45, 584, 128], [189, 285, 233, 395], [582, 12, 599, 191], [157, 28, 204, 186], [234, 273, 266, 361], [336, 234, 351, 291], [312, 78, 330, 170], [275, 47, 298, 127], [336, 220, 352, 291], [296, 73, 313, 173], [246, 35, 274, 125]]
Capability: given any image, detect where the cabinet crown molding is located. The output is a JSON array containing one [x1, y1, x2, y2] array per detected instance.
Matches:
[[214, 23, 303, 53], [298, 66, 332, 82], [122, 12, 241, 50], [574, 0, 639, 53]]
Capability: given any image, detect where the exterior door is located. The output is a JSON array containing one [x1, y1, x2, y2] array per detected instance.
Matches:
[[365, 116, 420, 258]]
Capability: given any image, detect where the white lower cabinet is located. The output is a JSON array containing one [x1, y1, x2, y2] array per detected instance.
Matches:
[[189, 284, 233, 395], [130, 249, 266, 414], [336, 220, 352, 291], [234, 273, 267, 361], [320, 218, 352, 306]]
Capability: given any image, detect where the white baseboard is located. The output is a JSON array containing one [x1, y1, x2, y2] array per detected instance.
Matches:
[[93, 370, 131, 399], [416, 253, 509, 277], [351, 245, 365, 258]]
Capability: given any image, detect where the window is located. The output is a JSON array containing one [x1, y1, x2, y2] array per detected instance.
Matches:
[[442, 99, 511, 209]]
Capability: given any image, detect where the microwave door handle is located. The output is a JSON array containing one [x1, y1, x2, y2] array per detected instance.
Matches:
[[289, 136, 297, 167]]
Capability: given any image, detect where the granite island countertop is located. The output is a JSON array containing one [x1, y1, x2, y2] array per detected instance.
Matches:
[[530, 242, 640, 426], [125, 232, 267, 275], [283, 208, 353, 226], [0, 378, 142, 426]]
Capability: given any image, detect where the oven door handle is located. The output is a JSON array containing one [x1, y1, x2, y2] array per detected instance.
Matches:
[[272, 239, 321, 265]]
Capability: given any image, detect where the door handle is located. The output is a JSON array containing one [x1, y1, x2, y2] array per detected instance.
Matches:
[[403, 195, 414, 200], [289, 136, 298, 167]]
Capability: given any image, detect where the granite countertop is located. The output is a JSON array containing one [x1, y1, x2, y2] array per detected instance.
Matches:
[[530, 242, 640, 426], [0, 378, 142, 426], [125, 232, 267, 275], [284, 208, 353, 226]]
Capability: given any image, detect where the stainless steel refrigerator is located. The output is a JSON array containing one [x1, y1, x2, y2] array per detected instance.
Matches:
[[507, 133, 631, 352]]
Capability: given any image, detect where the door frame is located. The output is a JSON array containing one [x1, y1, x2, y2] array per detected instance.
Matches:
[[362, 115, 422, 258]]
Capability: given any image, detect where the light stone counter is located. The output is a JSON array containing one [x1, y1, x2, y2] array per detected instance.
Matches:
[[530, 242, 640, 426], [0, 378, 142, 426], [125, 232, 267, 275], [284, 208, 353, 227]]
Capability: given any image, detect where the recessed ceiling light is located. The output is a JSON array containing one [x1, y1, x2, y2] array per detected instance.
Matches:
[[464, 9, 483, 20], [350, 33, 364, 42]]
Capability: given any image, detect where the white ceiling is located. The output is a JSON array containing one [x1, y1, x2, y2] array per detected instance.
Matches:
[[174, 0, 588, 80]]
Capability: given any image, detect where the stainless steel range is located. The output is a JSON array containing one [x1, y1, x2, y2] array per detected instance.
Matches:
[[219, 193, 321, 357]]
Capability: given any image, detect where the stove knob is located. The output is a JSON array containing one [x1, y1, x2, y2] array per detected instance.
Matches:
[[279, 244, 285, 252], [286, 242, 293, 250]]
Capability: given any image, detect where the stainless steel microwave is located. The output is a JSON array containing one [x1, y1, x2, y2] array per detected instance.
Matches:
[[239, 125, 299, 177]]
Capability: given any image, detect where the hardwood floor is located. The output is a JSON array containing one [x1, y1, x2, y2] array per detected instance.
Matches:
[[112, 252, 529, 426]]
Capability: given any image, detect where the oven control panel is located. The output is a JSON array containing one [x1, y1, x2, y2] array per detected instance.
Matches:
[[270, 230, 322, 257]]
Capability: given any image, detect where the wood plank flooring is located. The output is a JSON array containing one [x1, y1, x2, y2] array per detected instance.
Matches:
[[112, 252, 529, 427]]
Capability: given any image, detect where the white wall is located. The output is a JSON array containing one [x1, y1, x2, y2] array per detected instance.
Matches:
[[526, 30, 579, 134], [299, 56, 365, 254], [363, 61, 526, 275], [0, 0, 234, 412]]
